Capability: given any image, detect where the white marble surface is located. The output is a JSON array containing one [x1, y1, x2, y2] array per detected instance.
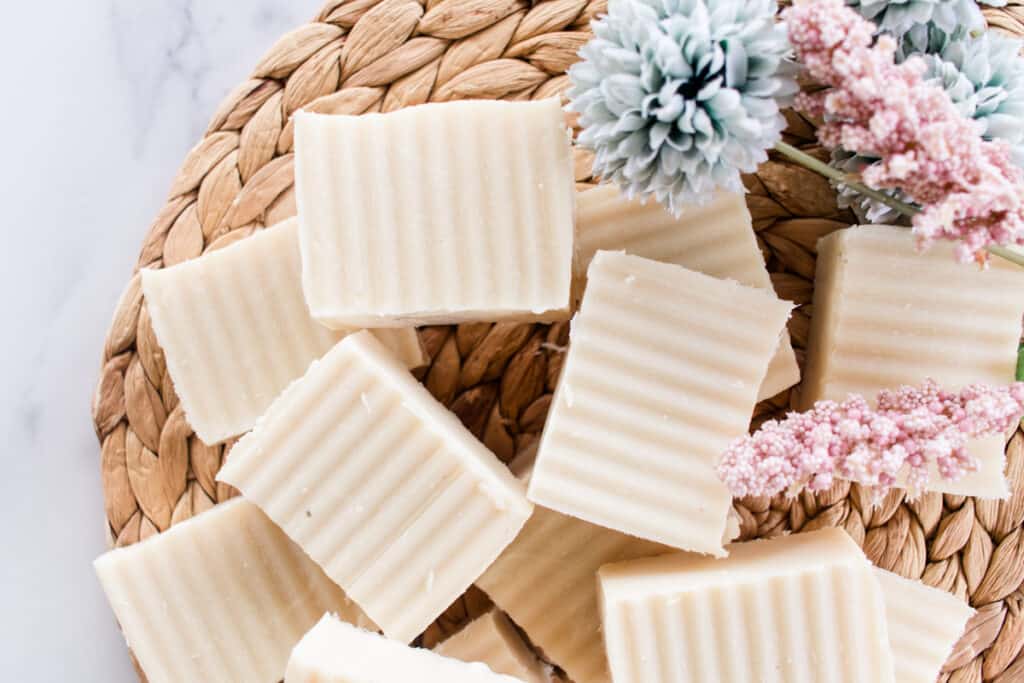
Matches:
[[0, 1, 322, 679]]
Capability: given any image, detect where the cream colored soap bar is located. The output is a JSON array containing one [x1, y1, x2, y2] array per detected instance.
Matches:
[[528, 251, 791, 554], [598, 528, 896, 683], [294, 99, 575, 328], [477, 503, 668, 683], [94, 499, 369, 683], [435, 610, 548, 683], [141, 218, 423, 445], [876, 569, 974, 683], [804, 225, 1024, 497], [286, 615, 526, 683], [218, 331, 533, 643], [575, 185, 799, 400]]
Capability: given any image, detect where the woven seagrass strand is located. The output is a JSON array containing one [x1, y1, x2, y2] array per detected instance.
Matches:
[[91, 1, 1024, 680]]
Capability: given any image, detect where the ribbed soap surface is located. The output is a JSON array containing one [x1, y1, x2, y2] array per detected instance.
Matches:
[[598, 528, 896, 683], [477, 504, 669, 683], [803, 225, 1024, 497], [140, 218, 423, 445], [875, 569, 975, 683], [434, 610, 548, 683], [217, 331, 533, 643], [575, 185, 799, 401], [528, 250, 792, 554], [93, 499, 369, 683], [285, 615, 527, 683], [294, 98, 575, 328]]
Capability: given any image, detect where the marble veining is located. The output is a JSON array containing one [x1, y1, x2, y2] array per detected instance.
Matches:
[[0, 1, 322, 680]]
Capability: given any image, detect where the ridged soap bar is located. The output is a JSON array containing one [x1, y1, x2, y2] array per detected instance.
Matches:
[[217, 331, 533, 643], [598, 528, 896, 683], [477, 503, 668, 683], [294, 99, 575, 328], [141, 218, 423, 445], [286, 615, 526, 683], [876, 569, 974, 683], [435, 610, 548, 683], [575, 185, 799, 400], [528, 251, 791, 554], [94, 499, 369, 683], [803, 225, 1024, 497]]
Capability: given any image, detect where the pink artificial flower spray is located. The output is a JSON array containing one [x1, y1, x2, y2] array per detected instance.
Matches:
[[717, 380, 1024, 499], [783, 0, 1024, 264]]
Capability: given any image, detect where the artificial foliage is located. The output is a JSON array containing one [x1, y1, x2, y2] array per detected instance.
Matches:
[[568, 0, 797, 213], [834, 22, 1024, 222], [789, 0, 1024, 262], [845, 0, 1004, 52]]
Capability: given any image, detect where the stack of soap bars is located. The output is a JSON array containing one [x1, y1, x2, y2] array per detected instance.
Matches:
[[96, 98, 1020, 683]]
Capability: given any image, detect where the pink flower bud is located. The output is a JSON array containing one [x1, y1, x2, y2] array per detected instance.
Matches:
[[717, 380, 1024, 498]]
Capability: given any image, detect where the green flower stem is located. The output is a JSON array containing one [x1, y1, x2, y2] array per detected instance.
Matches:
[[773, 141, 921, 215], [772, 141, 1024, 269], [985, 245, 1024, 267]]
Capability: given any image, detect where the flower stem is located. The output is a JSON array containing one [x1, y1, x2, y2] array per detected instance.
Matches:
[[772, 141, 1024, 269], [986, 245, 1024, 268], [773, 141, 920, 216]]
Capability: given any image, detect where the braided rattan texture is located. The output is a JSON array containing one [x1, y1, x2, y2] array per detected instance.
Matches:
[[91, 1, 1024, 680]]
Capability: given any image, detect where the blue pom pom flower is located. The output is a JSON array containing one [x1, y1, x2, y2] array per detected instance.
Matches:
[[921, 30, 1024, 166], [845, 0, 1002, 53], [568, 0, 797, 213]]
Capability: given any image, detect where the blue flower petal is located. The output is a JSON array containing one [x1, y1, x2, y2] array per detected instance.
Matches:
[[723, 39, 748, 87]]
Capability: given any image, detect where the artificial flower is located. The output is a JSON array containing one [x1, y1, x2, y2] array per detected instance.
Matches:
[[718, 380, 1024, 498], [568, 0, 797, 213], [786, 0, 1024, 262]]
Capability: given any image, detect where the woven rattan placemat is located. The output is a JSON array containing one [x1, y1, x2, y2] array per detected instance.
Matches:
[[91, 1, 1024, 679]]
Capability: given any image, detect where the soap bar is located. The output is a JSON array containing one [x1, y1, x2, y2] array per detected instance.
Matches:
[[286, 615, 526, 683], [294, 99, 575, 327], [477, 504, 668, 683], [94, 500, 370, 683], [598, 528, 896, 683], [803, 225, 1024, 497], [528, 251, 791, 554], [217, 330, 533, 643], [435, 610, 548, 683], [141, 218, 423, 445], [876, 569, 974, 683], [575, 185, 799, 400]]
